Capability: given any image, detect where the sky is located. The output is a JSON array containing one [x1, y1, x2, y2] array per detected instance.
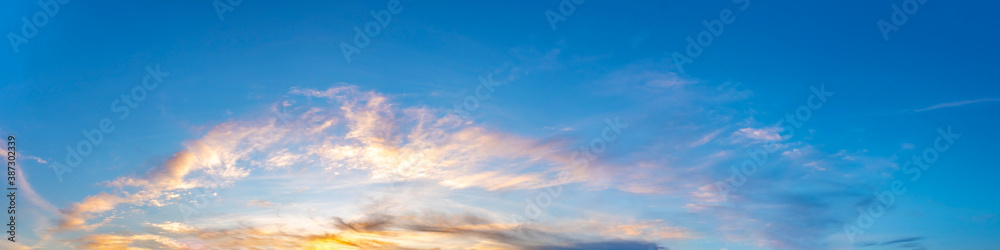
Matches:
[[1, 0, 999, 249]]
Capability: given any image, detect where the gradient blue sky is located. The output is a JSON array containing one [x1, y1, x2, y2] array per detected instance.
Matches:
[[2, 0, 999, 249]]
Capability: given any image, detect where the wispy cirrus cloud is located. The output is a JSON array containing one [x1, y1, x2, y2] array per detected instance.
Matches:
[[914, 98, 1000, 112]]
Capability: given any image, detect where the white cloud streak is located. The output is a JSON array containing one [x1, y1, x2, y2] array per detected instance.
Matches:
[[914, 98, 1000, 112]]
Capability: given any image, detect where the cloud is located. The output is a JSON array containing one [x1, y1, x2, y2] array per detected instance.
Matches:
[[734, 127, 783, 142], [75, 233, 185, 250], [51, 85, 599, 232], [78, 210, 668, 249], [247, 200, 273, 208], [146, 221, 197, 233], [598, 219, 691, 240], [914, 98, 1000, 112], [57, 192, 128, 230], [59, 149, 220, 231], [600, 64, 693, 90], [25, 155, 47, 164], [690, 128, 724, 147], [295, 86, 572, 189], [531, 240, 664, 250], [107, 151, 199, 190]]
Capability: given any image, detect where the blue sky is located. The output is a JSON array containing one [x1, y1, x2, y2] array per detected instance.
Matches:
[[2, 0, 999, 249]]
